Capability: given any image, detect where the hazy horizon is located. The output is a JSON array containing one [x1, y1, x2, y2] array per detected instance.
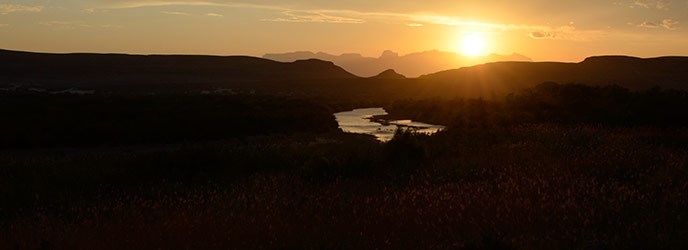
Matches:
[[3, 47, 684, 62], [2, 0, 687, 62]]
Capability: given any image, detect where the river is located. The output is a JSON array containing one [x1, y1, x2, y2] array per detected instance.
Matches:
[[334, 107, 445, 142]]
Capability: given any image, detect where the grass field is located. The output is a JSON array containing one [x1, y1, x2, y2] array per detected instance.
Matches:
[[2, 124, 686, 249]]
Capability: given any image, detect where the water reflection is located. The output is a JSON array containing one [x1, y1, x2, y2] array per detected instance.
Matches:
[[334, 107, 445, 142]]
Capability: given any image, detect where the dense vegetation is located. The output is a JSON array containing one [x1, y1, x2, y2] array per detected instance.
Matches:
[[1, 83, 687, 249], [385, 82, 688, 128], [0, 94, 337, 148]]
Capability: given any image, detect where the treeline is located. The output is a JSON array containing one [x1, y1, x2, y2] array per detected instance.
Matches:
[[0, 94, 338, 149], [385, 82, 688, 128]]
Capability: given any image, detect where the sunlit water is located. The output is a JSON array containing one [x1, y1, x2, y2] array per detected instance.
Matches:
[[334, 107, 445, 142]]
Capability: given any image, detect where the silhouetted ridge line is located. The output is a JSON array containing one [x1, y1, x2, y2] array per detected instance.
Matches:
[[414, 55, 688, 98], [264, 50, 532, 77], [0, 49, 358, 87]]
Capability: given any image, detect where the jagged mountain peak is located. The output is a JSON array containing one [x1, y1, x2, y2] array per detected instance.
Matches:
[[264, 50, 532, 77]]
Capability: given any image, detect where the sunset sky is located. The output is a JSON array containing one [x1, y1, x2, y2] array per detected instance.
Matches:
[[1, 0, 687, 61]]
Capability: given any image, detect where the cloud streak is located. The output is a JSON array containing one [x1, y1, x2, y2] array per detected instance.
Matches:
[[262, 10, 365, 24], [634, 0, 671, 10], [637, 19, 679, 29], [638, 21, 660, 28], [100, 1, 284, 10], [526, 25, 602, 41], [95, 0, 606, 41], [160, 11, 226, 17], [161, 11, 192, 15], [530, 31, 555, 39], [0, 4, 44, 14], [661, 19, 679, 29], [414, 15, 601, 41], [41, 21, 123, 29]]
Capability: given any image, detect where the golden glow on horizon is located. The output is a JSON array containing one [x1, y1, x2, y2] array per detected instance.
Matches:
[[458, 33, 486, 57], [1, 1, 687, 62]]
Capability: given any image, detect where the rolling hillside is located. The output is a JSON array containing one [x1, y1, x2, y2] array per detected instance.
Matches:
[[0, 49, 358, 88], [420, 56, 688, 98], [2, 50, 687, 99]]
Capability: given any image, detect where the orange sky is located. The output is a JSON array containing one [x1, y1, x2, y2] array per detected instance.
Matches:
[[1, 0, 687, 61]]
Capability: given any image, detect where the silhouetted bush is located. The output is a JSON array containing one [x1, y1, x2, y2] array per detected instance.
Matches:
[[385, 129, 427, 162]]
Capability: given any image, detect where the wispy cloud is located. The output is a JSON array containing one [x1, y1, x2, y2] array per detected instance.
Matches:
[[411, 15, 508, 30], [96, 1, 605, 41], [530, 31, 555, 39], [101, 1, 283, 11], [262, 10, 365, 24], [161, 11, 192, 15], [0, 4, 44, 14], [526, 25, 600, 41], [41, 21, 123, 29], [413, 15, 601, 41], [159, 11, 225, 17], [661, 19, 679, 29], [637, 19, 679, 29], [638, 21, 660, 28], [633, 0, 671, 10]]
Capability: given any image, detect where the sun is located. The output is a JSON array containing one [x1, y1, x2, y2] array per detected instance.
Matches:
[[459, 33, 486, 57]]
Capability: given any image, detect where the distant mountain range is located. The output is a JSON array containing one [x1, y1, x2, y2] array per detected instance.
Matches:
[[264, 50, 532, 77]]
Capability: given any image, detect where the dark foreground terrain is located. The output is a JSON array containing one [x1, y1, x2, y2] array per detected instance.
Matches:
[[1, 50, 688, 249]]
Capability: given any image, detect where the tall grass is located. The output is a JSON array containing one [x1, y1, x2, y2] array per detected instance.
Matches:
[[2, 125, 686, 249]]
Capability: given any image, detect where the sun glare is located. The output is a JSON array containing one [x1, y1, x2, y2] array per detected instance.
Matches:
[[459, 33, 486, 57]]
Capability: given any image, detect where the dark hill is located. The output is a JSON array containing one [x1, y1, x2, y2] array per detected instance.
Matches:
[[420, 56, 688, 98], [0, 49, 358, 88], [4, 49, 688, 100], [371, 69, 406, 79]]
